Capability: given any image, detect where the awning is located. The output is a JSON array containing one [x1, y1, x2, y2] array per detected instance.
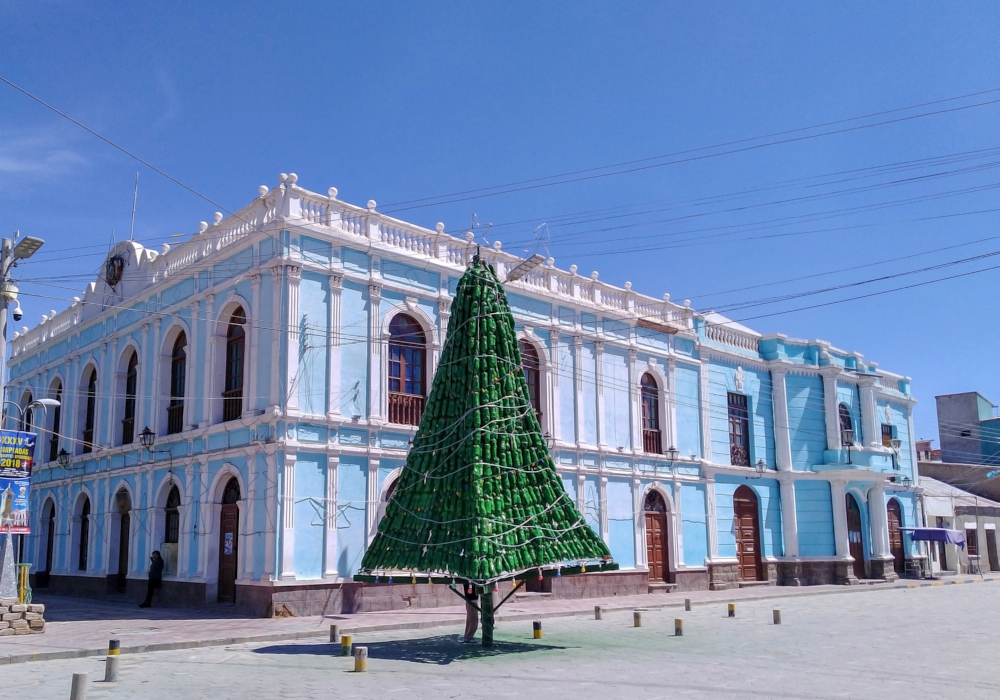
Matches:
[[901, 527, 966, 548]]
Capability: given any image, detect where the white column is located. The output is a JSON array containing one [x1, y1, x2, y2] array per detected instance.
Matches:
[[830, 480, 849, 559], [263, 450, 278, 580], [103, 340, 115, 447], [577, 473, 586, 516], [820, 368, 841, 451], [869, 482, 890, 558], [550, 330, 562, 443], [285, 266, 302, 415], [595, 341, 607, 449], [778, 476, 799, 558], [599, 475, 609, 545], [632, 477, 644, 567], [573, 336, 584, 448], [858, 378, 879, 448], [241, 457, 257, 580], [628, 348, 641, 452], [248, 274, 262, 414], [203, 294, 216, 427], [269, 272, 282, 412], [665, 357, 677, 454], [324, 452, 339, 578], [149, 319, 162, 435], [139, 322, 151, 433], [367, 285, 383, 422], [770, 366, 793, 472], [280, 452, 296, 580], [179, 464, 194, 578], [705, 474, 719, 559], [187, 299, 201, 429], [66, 354, 80, 454], [365, 457, 379, 543], [326, 274, 343, 419], [699, 359, 712, 461], [906, 407, 920, 485]]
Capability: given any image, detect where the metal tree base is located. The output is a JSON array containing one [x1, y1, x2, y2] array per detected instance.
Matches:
[[480, 590, 495, 648]]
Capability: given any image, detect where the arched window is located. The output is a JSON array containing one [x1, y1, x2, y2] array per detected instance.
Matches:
[[222, 477, 241, 505], [223, 308, 246, 422], [82, 368, 97, 453], [641, 373, 662, 454], [387, 314, 426, 426], [643, 490, 667, 512], [168, 333, 187, 435], [20, 392, 33, 433], [78, 497, 90, 571], [48, 381, 62, 462], [121, 351, 139, 444], [838, 403, 854, 441], [519, 340, 542, 421], [165, 486, 181, 544]]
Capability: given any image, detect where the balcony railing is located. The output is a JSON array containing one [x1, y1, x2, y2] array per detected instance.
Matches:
[[643, 429, 663, 455], [388, 392, 424, 426], [222, 389, 243, 422], [121, 417, 135, 445], [167, 403, 184, 435]]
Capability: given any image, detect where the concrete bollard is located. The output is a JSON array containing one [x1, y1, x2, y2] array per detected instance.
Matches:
[[329, 624, 340, 643], [70, 672, 88, 700], [728, 603, 736, 618], [773, 609, 781, 625], [684, 598, 691, 612], [674, 618, 683, 636], [104, 655, 119, 683], [594, 605, 602, 620], [341, 634, 353, 657], [532, 620, 543, 639], [633, 611, 642, 628], [353, 646, 368, 672]]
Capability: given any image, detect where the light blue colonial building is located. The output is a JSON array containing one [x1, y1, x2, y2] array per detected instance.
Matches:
[[11, 174, 924, 615]]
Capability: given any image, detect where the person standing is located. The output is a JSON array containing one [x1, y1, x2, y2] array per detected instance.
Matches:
[[140, 550, 164, 608], [463, 582, 479, 643]]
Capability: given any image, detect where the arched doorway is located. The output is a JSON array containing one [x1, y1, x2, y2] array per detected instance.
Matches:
[[38, 500, 56, 587], [217, 477, 240, 603], [644, 490, 670, 583], [733, 485, 763, 581], [115, 489, 131, 592], [846, 493, 865, 579], [887, 498, 905, 577]]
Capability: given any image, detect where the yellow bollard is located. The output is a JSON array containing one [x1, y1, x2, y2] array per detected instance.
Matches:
[[633, 611, 642, 627], [728, 603, 735, 618], [674, 619, 683, 636], [353, 646, 368, 672], [532, 620, 542, 639], [773, 609, 781, 625], [684, 598, 691, 612], [341, 634, 353, 657]]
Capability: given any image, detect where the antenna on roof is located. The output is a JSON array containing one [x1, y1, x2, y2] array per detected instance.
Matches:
[[129, 172, 139, 242]]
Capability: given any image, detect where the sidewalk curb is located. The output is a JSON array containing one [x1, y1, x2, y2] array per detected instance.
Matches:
[[2, 575, 993, 665]]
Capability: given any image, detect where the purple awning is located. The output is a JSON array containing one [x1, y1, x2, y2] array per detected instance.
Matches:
[[901, 527, 966, 548]]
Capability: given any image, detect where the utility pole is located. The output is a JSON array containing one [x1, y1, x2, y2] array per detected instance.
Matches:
[[0, 233, 46, 426]]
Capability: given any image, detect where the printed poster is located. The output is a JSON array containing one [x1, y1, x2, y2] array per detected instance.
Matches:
[[0, 431, 36, 534]]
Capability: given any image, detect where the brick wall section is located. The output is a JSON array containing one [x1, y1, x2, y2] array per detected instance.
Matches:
[[0, 599, 45, 635]]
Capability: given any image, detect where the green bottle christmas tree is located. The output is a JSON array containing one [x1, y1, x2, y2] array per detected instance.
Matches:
[[360, 256, 612, 644]]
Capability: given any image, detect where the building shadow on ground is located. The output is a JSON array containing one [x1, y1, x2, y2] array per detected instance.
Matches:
[[33, 594, 251, 623], [254, 635, 566, 665]]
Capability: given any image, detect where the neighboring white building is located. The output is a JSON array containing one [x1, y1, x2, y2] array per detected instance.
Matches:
[[921, 476, 1000, 575], [12, 175, 923, 616]]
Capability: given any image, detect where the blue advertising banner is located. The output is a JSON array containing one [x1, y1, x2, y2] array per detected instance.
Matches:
[[0, 431, 37, 534]]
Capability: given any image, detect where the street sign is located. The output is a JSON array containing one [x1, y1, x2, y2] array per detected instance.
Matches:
[[0, 430, 37, 534]]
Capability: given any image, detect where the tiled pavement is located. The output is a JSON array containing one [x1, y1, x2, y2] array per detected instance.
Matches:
[[1, 573, 994, 665]]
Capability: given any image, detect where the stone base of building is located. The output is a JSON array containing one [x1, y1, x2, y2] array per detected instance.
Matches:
[[776, 560, 857, 586], [868, 558, 900, 582], [707, 561, 777, 591], [36, 573, 222, 608], [671, 569, 710, 591]]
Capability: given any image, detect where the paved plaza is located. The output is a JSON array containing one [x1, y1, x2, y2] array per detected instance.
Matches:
[[2, 581, 998, 699]]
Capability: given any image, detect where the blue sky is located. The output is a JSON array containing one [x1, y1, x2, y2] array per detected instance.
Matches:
[[1, 2, 998, 442]]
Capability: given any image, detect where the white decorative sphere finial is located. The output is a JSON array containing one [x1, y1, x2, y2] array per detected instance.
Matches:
[[663, 293, 670, 301], [328, 187, 338, 200], [49, 309, 56, 318], [41, 315, 48, 324], [569, 264, 578, 275], [493, 241, 502, 251], [72, 296, 81, 304], [258, 185, 269, 197], [279, 173, 288, 183], [624, 281, 632, 290], [287, 173, 298, 184], [546, 257, 554, 267], [435, 222, 445, 233], [367, 200, 377, 212], [214, 212, 223, 224], [465, 232, 475, 242], [20, 326, 27, 334], [684, 299, 691, 308], [161, 244, 170, 254], [198, 221, 209, 233], [590, 271, 599, 280]]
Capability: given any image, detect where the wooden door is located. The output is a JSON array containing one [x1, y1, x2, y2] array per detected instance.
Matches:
[[217, 504, 239, 602], [886, 499, 905, 576], [645, 512, 668, 582], [846, 494, 865, 579], [733, 486, 762, 581], [986, 530, 1000, 572], [117, 513, 130, 592]]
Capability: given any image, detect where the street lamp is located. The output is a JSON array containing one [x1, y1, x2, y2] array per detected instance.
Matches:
[[665, 445, 679, 464], [901, 475, 912, 488], [841, 428, 855, 465], [57, 449, 69, 467], [754, 458, 766, 478], [0, 232, 45, 416], [2, 398, 59, 429], [139, 426, 156, 450]]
